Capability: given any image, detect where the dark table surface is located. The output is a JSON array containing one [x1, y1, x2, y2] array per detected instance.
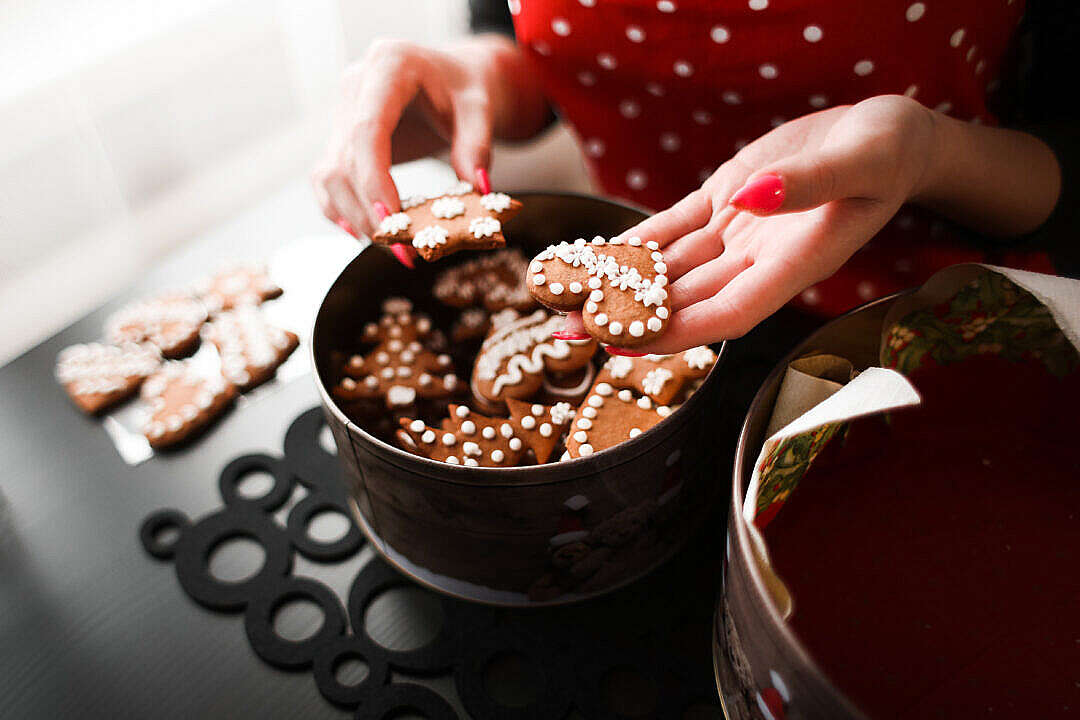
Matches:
[[0, 177, 812, 719]]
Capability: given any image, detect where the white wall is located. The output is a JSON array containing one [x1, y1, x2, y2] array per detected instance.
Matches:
[[1, 0, 592, 364]]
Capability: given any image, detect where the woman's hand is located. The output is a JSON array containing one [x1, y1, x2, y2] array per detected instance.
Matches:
[[313, 34, 549, 249], [589, 94, 1060, 354]]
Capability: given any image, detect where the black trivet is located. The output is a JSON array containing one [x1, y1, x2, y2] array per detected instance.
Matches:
[[140, 407, 726, 719]]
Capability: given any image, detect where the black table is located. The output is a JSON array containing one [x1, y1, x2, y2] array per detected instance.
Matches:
[[0, 178, 809, 719]]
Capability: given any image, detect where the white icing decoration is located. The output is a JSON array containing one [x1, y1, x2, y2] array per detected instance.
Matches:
[[463, 441, 481, 457], [482, 426, 496, 439], [684, 346, 716, 369], [522, 416, 537, 430], [446, 455, 460, 464], [577, 418, 593, 429], [491, 449, 505, 463], [539, 423, 553, 437], [550, 402, 573, 424], [629, 428, 642, 438], [533, 274, 546, 286], [585, 302, 598, 313], [461, 420, 476, 435], [582, 406, 598, 418], [609, 321, 623, 335], [509, 437, 523, 450], [648, 317, 663, 332], [588, 395, 604, 408], [573, 431, 587, 442], [646, 240, 659, 250], [596, 382, 613, 396], [530, 261, 543, 273], [442, 433, 457, 446], [637, 396, 653, 409], [465, 458, 479, 467], [413, 225, 449, 249], [500, 423, 514, 438], [549, 282, 565, 295], [480, 192, 512, 213], [387, 385, 416, 406], [657, 405, 672, 417], [422, 430, 435, 443], [469, 216, 501, 238], [606, 356, 634, 378], [446, 181, 473, 195], [618, 389, 633, 401], [629, 321, 645, 337], [378, 212, 410, 235], [569, 282, 583, 294], [474, 311, 575, 396], [431, 197, 466, 219], [579, 444, 594, 456], [656, 307, 670, 319], [628, 236, 642, 246], [642, 368, 674, 396], [410, 419, 425, 432], [594, 314, 608, 326]]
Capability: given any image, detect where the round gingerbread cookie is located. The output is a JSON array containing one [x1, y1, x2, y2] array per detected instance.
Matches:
[[527, 236, 671, 347]]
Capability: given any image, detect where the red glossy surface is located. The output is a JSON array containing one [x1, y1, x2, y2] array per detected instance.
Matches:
[[764, 353, 1080, 719]]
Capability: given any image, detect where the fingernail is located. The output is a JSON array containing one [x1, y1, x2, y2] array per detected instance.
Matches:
[[552, 330, 591, 341], [373, 200, 390, 221], [336, 218, 357, 237], [390, 243, 415, 269], [730, 173, 785, 214], [475, 167, 491, 195], [605, 346, 646, 357]]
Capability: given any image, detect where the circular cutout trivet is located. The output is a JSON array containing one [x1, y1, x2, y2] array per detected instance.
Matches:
[[244, 576, 348, 669], [139, 509, 190, 560], [219, 453, 295, 511], [312, 635, 391, 707], [286, 492, 363, 562], [355, 683, 457, 720]]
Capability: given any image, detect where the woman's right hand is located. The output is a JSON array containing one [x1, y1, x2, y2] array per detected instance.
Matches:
[[313, 34, 548, 244]]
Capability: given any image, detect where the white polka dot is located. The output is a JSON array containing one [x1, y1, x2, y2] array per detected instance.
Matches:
[[552, 17, 571, 36], [619, 99, 641, 118], [646, 82, 665, 97], [660, 132, 681, 152], [904, 84, 919, 97], [975, 59, 986, 75], [950, 28, 966, 48], [627, 170, 648, 190], [803, 25, 823, 42], [710, 25, 730, 43], [748, 0, 768, 9], [584, 138, 605, 157], [769, 116, 785, 128], [758, 63, 779, 79], [507, 0, 521, 15], [800, 287, 821, 305], [856, 281, 876, 300], [692, 109, 712, 125], [966, 45, 977, 62], [722, 91, 741, 105], [697, 167, 714, 183], [532, 41, 551, 56], [597, 53, 617, 70], [626, 25, 646, 42], [578, 0, 596, 6], [657, 0, 676, 12], [854, 59, 875, 76], [905, 3, 925, 22], [577, 71, 596, 87], [809, 94, 828, 108], [673, 60, 693, 77], [934, 101, 952, 114]]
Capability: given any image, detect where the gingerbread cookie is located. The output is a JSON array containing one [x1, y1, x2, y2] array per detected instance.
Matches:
[[140, 361, 236, 449], [433, 249, 536, 311], [396, 404, 527, 467], [195, 265, 282, 312], [541, 364, 597, 406], [55, 342, 161, 414], [505, 398, 575, 463], [450, 308, 490, 343], [201, 308, 299, 391], [598, 346, 716, 405], [360, 297, 434, 345], [471, 309, 597, 408], [332, 338, 457, 410], [106, 294, 208, 358], [373, 183, 523, 262], [563, 383, 673, 459], [527, 237, 671, 347]]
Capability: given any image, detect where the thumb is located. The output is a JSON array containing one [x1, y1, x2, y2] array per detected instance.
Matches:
[[730, 146, 877, 215], [449, 94, 493, 183]]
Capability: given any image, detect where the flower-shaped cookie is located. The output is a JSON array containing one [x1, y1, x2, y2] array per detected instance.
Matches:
[[372, 183, 523, 262], [527, 237, 670, 347]]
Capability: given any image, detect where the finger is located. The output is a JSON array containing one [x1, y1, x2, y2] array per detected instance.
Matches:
[[475, 167, 491, 195], [324, 174, 371, 238], [448, 93, 492, 183], [660, 205, 740, 281], [613, 189, 712, 249], [667, 249, 752, 311]]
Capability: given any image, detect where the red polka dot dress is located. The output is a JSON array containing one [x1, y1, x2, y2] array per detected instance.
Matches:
[[509, 0, 1055, 316]]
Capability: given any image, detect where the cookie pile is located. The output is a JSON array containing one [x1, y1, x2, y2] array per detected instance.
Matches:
[[55, 264, 297, 449]]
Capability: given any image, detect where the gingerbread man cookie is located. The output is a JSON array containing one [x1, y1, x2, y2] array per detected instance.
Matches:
[[140, 361, 236, 449], [505, 398, 575, 463], [597, 346, 716, 405], [396, 404, 527, 467], [433, 249, 536, 311], [471, 309, 597, 409], [360, 298, 434, 345], [563, 382, 673, 459], [106, 294, 208, 358], [527, 237, 671, 347], [372, 183, 523, 262], [201, 307, 299, 391], [194, 265, 282, 313], [55, 342, 161, 414]]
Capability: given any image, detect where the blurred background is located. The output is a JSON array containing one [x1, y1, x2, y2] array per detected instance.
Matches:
[[0, 0, 593, 364]]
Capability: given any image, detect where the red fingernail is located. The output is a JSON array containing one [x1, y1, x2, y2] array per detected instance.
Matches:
[[475, 167, 491, 195], [390, 243, 415, 269], [730, 173, 785, 214], [552, 330, 591, 341], [336, 218, 357, 237], [605, 347, 646, 357], [373, 200, 390, 221]]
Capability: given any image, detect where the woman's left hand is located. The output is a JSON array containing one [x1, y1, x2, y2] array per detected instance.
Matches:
[[589, 94, 942, 353]]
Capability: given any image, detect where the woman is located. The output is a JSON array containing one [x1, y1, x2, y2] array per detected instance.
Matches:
[[314, 0, 1076, 354]]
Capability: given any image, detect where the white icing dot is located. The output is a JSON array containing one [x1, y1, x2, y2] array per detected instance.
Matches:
[[531, 404, 543, 415], [410, 419, 425, 432], [654, 262, 667, 274], [463, 441, 481, 457], [422, 430, 435, 444], [608, 321, 623, 335], [854, 59, 875, 76], [646, 241, 659, 250], [482, 426, 496, 440], [626, 170, 648, 190], [660, 132, 681, 152], [629, 428, 642, 438], [590, 289, 604, 302], [618, 389, 633, 402], [758, 63, 778, 80], [522, 416, 537, 430], [579, 444, 594, 456], [569, 282, 583, 294], [656, 307, 670, 319], [442, 433, 457, 446], [465, 458, 479, 467], [710, 25, 730, 43], [673, 60, 693, 77], [647, 317, 663, 332], [583, 406, 598, 418], [585, 301, 598, 313], [594, 313, 608, 326], [950, 28, 966, 48], [533, 274, 546, 286], [551, 17, 571, 36], [803, 24, 823, 42], [461, 420, 476, 435], [629, 321, 645, 337], [539, 423, 553, 437], [501, 423, 514, 438], [628, 236, 642, 246], [509, 437, 523, 451], [626, 25, 646, 42], [619, 99, 641, 119], [597, 53, 617, 70], [549, 282, 565, 295], [637, 396, 652, 409], [657, 406, 672, 417], [573, 430, 588, 443], [446, 455, 460, 464], [577, 418, 593, 429], [596, 382, 613, 396], [491, 449, 505, 463], [588, 395, 604, 408], [588, 277, 602, 289], [906, 2, 925, 21]]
